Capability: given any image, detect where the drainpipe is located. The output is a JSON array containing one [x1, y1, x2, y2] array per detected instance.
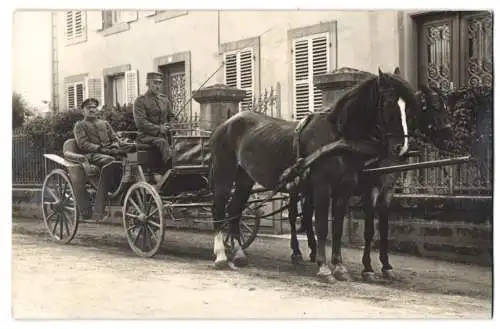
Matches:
[[217, 10, 221, 56]]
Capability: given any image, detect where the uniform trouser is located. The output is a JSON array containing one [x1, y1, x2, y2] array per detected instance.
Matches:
[[137, 135, 172, 166], [87, 153, 116, 217]]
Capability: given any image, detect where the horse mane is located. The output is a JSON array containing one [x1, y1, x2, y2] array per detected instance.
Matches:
[[326, 75, 380, 140]]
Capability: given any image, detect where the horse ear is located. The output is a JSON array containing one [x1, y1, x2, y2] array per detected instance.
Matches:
[[394, 67, 401, 75]]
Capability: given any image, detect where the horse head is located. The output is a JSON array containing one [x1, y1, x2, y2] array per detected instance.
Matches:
[[415, 84, 453, 149], [329, 68, 419, 158]]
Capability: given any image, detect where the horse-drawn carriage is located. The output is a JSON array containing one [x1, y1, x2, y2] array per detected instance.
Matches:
[[40, 126, 270, 258], [40, 68, 479, 283]]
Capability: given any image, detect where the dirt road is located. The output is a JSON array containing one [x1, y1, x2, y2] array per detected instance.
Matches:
[[11, 217, 492, 319]]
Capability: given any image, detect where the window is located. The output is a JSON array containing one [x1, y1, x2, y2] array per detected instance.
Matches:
[[224, 48, 255, 111], [103, 68, 138, 107], [66, 82, 84, 110], [111, 75, 126, 106], [102, 10, 137, 28], [292, 33, 330, 120], [417, 11, 492, 92], [100, 11, 137, 35], [65, 11, 86, 44], [84, 77, 104, 106], [221, 37, 260, 112]]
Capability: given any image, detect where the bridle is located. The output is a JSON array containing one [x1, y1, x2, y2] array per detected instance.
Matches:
[[374, 84, 410, 146]]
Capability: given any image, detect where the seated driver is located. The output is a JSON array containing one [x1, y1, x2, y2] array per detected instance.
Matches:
[[133, 72, 176, 184], [73, 97, 130, 221]]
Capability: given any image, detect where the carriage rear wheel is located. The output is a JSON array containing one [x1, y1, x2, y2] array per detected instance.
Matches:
[[122, 182, 165, 258], [41, 169, 79, 244], [222, 207, 261, 250]]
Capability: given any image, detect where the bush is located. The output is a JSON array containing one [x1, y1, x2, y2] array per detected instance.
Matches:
[[411, 86, 493, 157], [23, 103, 137, 155]]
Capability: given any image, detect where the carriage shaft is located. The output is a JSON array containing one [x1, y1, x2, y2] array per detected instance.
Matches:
[[362, 155, 472, 174]]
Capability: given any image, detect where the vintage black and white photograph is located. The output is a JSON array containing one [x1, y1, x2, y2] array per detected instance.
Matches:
[[9, 2, 494, 321]]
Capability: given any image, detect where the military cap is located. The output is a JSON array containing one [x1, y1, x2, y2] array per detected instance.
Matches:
[[146, 72, 164, 81], [81, 98, 99, 108]]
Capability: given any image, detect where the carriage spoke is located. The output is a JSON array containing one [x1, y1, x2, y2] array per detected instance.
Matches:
[[45, 209, 57, 222], [51, 214, 60, 236], [148, 207, 159, 218], [146, 224, 159, 243], [128, 198, 143, 215], [144, 194, 153, 216], [63, 215, 71, 236], [127, 224, 138, 232], [134, 189, 145, 208], [46, 188, 60, 203], [59, 211, 64, 239], [241, 222, 254, 234], [126, 212, 140, 219], [141, 225, 148, 251], [132, 226, 143, 246], [147, 220, 161, 229]]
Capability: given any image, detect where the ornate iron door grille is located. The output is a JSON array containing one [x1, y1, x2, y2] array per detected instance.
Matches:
[[418, 11, 493, 92]]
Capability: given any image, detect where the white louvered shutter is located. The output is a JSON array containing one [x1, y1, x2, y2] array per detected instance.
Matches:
[[75, 82, 84, 108], [84, 77, 103, 106], [292, 33, 329, 120], [74, 11, 84, 39], [125, 70, 139, 105], [65, 11, 75, 40], [224, 48, 254, 112], [67, 85, 75, 110], [65, 11, 85, 40]]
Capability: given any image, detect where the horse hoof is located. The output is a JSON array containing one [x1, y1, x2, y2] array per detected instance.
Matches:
[[318, 273, 336, 284], [309, 253, 316, 263], [382, 269, 396, 281], [214, 259, 228, 270], [291, 253, 304, 264], [332, 265, 351, 282], [231, 247, 248, 267], [362, 271, 377, 282], [233, 256, 248, 268]]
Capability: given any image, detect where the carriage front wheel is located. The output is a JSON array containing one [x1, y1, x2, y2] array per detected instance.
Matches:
[[122, 182, 165, 258], [41, 169, 79, 244]]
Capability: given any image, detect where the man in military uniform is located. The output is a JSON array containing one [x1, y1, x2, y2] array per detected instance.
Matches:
[[133, 72, 176, 183], [73, 97, 129, 221]]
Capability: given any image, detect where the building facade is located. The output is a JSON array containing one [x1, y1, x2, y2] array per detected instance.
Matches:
[[52, 10, 492, 120]]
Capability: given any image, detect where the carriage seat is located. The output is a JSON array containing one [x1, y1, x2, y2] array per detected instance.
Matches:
[[62, 139, 100, 177]]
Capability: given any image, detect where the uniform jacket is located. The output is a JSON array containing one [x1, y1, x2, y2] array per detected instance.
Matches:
[[133, 90, 175, 137], [73, 118, 119, 153]]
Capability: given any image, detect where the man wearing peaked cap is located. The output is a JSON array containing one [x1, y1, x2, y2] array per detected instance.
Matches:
[[73, 97, 130, 222], [133, 71, 176, 185]]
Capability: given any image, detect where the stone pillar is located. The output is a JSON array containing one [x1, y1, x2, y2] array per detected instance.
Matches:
[[192, 84, 247, 133], [314, 67, 374, 108]]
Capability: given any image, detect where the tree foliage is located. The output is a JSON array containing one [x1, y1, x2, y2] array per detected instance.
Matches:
[[12, 92, 33, 129]]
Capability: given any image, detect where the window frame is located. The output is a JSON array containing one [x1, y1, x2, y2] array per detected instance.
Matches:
[[220, 36, 260, 112], [287, 21, 337, 120]]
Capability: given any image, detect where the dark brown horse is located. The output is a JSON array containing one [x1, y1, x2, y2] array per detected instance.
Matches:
[[291, 79, 454, 282], [208, 68, 420, 282]]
